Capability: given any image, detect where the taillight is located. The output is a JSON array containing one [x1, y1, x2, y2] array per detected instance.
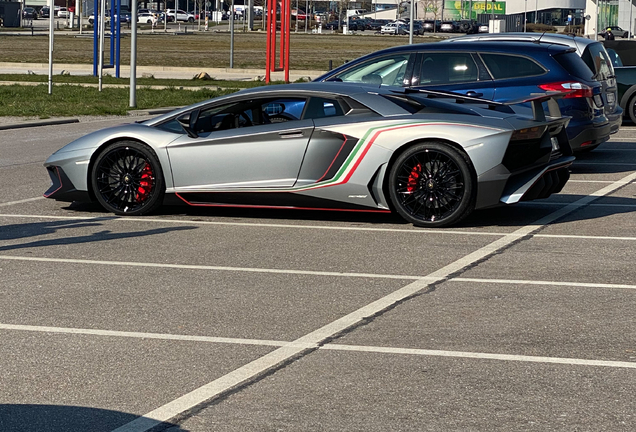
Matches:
[[510, 125, 547, 141], [538, 82, 593, 99]]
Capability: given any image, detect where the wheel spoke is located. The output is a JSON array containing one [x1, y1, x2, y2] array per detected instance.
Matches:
[[94, 147, 155, 213], [394, 147, 466, 223]]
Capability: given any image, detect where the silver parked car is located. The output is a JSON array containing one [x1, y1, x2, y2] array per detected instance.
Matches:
[[44, 83, 573, 227]]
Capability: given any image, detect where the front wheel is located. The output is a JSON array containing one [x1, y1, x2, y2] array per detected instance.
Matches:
[[188, 17, 194, 22], [91, 141, 165, 216], [388, 142, 476, 228]]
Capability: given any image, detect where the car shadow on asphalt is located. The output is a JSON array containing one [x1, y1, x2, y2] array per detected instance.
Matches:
[[0, 404, 186, 432], [60, 194, 636, 230], [0, 218, 196, 252], [458, 194, 636, 228]]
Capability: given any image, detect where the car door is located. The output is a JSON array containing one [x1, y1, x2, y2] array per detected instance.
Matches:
[[167, 96, 313, 190], [411, 51, 495, 99]]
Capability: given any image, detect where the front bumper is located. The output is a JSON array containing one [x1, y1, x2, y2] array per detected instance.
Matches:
[[44, 166, 91, 202]]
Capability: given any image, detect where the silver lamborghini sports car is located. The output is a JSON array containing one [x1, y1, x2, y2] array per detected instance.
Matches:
[[44, 83, 574, 227]]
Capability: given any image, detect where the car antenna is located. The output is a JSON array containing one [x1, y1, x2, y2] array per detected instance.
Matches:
[[535, 31, 548, 43]]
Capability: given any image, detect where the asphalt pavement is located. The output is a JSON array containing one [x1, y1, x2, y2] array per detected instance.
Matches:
[[0, 118, 635, 431]]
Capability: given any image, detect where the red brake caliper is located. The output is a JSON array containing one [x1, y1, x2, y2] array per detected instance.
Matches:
[[135, 163, 154, 202], [406, 164, 422, 192]]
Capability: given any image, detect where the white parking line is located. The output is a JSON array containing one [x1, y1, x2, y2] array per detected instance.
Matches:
[[520, 202, 636, 208], [0, 213, 510, 237], [0, 323, 288, 347], [573, 162, 636, 166], [322, 344, 636, 369], [2, 323, 634, 371], [2, 213, 636, 242], [451, 277, 636, 290], [0, 255, 426, 280], [111, 171, 636, 432], [567, 180, 619, 183], [0, 197, 45, 207]]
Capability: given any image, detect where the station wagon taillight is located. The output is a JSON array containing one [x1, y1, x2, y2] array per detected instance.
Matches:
[[538, 82, 593, 99]]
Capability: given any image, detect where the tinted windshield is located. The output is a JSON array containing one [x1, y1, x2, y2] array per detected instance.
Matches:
[[581, 42, 614, 80], [329, 53, 412, 87]]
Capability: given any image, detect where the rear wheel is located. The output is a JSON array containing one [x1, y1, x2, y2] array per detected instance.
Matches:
[[388, 142, 476, 228], [91, 141, 164, 216]]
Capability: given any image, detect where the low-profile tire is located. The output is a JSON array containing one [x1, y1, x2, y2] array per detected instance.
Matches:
[[188, 17, 194, 23], [388, 142, 476, 228], [91, 141, 165, 216], [627, 94, 636, 124]]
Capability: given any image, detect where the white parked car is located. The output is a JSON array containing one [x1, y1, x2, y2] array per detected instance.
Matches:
[[380, 22, 407, 35], [57, 7, 69, 18], [138, 12, 157, 24], [165, 9, 194, 22]]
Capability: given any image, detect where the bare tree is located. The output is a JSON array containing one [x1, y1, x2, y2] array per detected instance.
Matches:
[[197, 0, 204, 29], [338, 0, 348, 31], [423, 0, 439, 32]]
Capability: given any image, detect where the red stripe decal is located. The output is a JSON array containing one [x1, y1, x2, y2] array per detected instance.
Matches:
[[316, 134, 348, 183], [174, 192, 391, 213]]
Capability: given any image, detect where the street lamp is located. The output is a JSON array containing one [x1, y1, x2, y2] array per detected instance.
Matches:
[[630, 0, 634, 39]]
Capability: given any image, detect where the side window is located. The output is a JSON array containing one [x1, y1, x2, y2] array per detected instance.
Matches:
[[605, 48, 623, 68], [303, 97, 344, 119], [331, 53, 411, 86], [419, 52, 478, 85], [194, 102, 243, 133], [480, 53, 545, 80], [191, 97, 307, 133], [261, 98, 307, 122], [582, 43, 614, 80]]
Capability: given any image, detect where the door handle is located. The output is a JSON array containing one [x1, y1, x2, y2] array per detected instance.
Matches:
[[279, 130, 304, 138], [465, 91, 483, 98]]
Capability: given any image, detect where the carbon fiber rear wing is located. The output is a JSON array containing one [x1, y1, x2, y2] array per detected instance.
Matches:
[[394, 88, 569, 122]]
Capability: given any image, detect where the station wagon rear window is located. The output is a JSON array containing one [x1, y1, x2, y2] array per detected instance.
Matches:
[[479, 53, 545, 80]]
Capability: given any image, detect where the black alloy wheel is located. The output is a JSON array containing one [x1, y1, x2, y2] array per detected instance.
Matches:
[[91, 141, 165, 216], [388, 142, 476, 228]]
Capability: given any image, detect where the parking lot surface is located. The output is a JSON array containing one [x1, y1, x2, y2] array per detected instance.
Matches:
[[0, 118, 635, 431]]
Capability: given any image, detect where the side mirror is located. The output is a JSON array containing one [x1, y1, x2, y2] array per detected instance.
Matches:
[[176, 109, 200, 138]]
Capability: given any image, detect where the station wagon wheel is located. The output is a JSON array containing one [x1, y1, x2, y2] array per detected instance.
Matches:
[[91, 141, 165, 216], [628, 94, 636, 124], [388, 142, 476, 228]]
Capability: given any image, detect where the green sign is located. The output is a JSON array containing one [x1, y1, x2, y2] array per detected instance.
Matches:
[[443, 1, 506, 20]]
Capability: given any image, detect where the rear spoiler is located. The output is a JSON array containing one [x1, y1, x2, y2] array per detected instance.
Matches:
[[393, 88, 569, 122]]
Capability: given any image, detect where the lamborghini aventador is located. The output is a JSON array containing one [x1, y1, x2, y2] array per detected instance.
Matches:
[[44, 83, 574, 227]]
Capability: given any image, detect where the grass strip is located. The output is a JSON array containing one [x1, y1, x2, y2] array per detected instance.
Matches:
[[0, 74, 283, 88], [0, 84, 239, 116], [0, 32, 426, 69]]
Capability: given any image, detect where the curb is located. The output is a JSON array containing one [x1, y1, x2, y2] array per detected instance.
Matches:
[[127, 107, 182, 116], [0, 118, 80, 131]]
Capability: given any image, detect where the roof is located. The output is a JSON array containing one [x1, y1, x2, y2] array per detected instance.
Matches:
[[443, 32, 604, 56]]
